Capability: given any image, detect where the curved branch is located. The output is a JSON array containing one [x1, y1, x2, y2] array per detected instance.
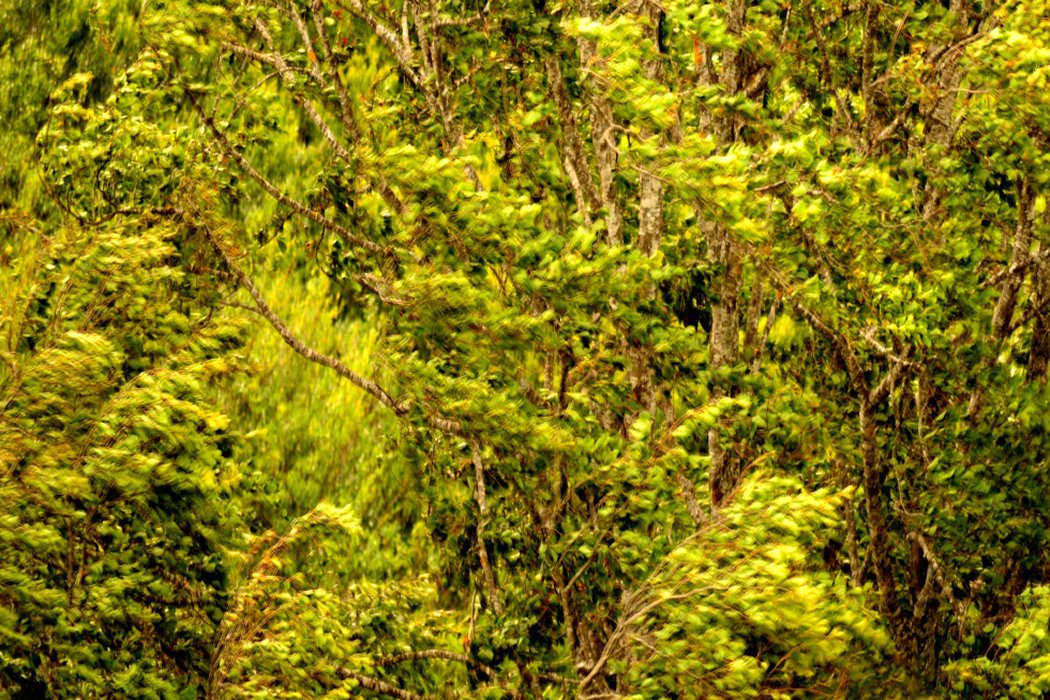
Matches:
[[185, 88, 386, 256], [192, 207, 406, 413], [232, 254, 407, 415]]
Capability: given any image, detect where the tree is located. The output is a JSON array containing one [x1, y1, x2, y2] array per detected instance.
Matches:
[[31, 0, 1050, 695], [0, 215, 244, 696]]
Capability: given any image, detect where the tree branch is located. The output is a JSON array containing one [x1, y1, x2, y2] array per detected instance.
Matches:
[[336, 668, 429, 700], [377, 649, 497, 678], [213, 235, 407, 415], [185, 88, 386, 256], [472, 442, 503, 616]]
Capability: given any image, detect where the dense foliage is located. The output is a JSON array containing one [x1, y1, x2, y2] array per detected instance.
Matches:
[[3, 0, 1050, 697]]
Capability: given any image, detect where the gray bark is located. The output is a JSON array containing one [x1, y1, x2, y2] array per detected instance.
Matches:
[[577, 1, 623, 245]]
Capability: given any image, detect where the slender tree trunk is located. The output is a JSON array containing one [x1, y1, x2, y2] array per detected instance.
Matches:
[[704, 0, 747, 510], [859, 403, 903, 628], [707, 222, 742, 508], [1028, 258, 1050, 381], [970, 178, 1035, 417], [637, 2, 664, 256], [547, 54, 600, 227], [577, 0, 623, 246]]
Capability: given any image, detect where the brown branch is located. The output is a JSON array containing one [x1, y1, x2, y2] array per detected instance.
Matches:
[[636, 1, 665, 256], [310, 0, 362, 142], [970, 178, 1036, 418], [249, 18, 357, 169], [377, 649, 497, 678], [750, 294, 779, 374], [867, 345, 912, 409], [334, 0, 429, 97], [185, 89, 385, 256], [759, 260, 868, 399], [676, 470, 705, 526], [285, 2, 326, 85], [905, 528, 966, 632], [987, 245, 1050, 287], [472, 442, 503, 615], [547, 53, 599, 226], [860, 0, 879, 106], [869, 111, 907, 152], [802, 0, 859, 142], [575, 6, 623, 245], [210, 234, 407, 415], [337, 669, 429, 700], [220, 41, 321, 86]]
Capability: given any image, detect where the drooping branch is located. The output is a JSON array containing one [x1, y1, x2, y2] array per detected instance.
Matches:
[[184, 88, 386, 256], [209, 230, 408, 415], [189, 199, 466, 436]]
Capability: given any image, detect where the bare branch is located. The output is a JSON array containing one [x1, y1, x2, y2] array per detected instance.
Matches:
[[285, 2, 326, 85], [334, 0, 429, 97], [309, 0, 362, 140], [248, 17, 358, 170], [185, 89, 386, 256], [220, 41, 321, 87], [472, 442, 503, 616], [336, 668, 429, 700], [867, 345, 912, 409], [870, 111, 907, 151], [211, 234, 407, 414], [377, 649, 498, 677], [547, 54, 599, 225]]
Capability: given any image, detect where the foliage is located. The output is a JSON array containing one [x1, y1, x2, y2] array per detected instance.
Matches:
[[217, 264, 426, 582], [0, 218, 244, 696], [945, 584, 1050, 698], [619, 476, 895, 697], [6, 0, 1050, 696]]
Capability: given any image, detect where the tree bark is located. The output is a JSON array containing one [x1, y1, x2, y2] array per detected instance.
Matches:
[[859, 402, 903, 629], [706, 220, 742, 508], [547, 54, 601, 227], [637, 1, 664, 256], [704, 0, 747, 510], [577, 0, 623, 245]]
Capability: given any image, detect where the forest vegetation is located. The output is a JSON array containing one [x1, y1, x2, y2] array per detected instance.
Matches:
[[2, 0, 1050, 697]]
